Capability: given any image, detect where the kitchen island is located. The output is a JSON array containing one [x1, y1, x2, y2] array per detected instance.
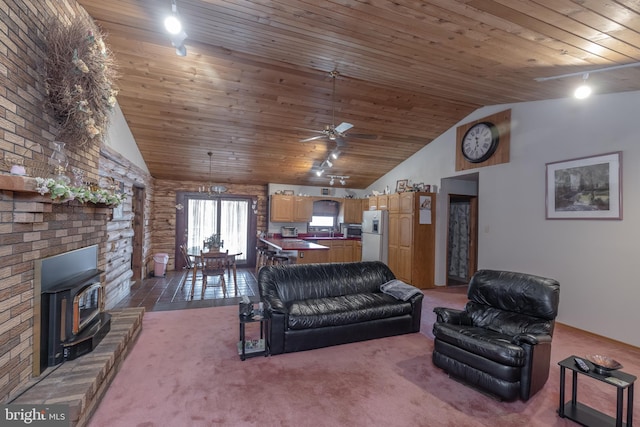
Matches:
[[259, 237, 329, 264]]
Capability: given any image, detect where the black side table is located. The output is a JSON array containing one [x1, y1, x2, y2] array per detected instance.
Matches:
[[238, 309, 270, 361], [558, 355, 636, 427]]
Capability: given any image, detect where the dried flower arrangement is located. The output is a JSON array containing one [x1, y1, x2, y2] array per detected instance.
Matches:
[[44, 15, 119, 147]]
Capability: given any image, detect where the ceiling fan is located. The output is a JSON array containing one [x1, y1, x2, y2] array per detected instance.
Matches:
[[300, 70, 377, 147]]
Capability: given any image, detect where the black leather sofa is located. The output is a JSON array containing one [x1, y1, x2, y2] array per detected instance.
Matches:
[[258, 261, 423, 355], [432, 269, 560, 401]]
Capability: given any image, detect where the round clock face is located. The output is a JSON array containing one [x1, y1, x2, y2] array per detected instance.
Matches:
[[461, 122, 499, 163]]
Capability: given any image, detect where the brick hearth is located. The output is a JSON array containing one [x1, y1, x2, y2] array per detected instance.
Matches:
[[11, 308, 144, 427]]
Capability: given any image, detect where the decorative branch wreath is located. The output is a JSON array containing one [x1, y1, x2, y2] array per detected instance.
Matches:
[[44, 15, 119, 147]]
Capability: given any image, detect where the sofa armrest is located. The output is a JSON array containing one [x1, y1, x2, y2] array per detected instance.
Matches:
[[511, 333, 552, 346], [263, 296, 287, 314], [516, 335, 553, 401], [433, 307, 472, 325], [408, 293, 423, 332]]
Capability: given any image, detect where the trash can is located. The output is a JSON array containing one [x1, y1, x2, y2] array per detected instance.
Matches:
[[153, 253, 169, 277]]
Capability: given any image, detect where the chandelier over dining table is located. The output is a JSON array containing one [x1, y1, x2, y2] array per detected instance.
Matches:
[[199, 151, 227, 196]]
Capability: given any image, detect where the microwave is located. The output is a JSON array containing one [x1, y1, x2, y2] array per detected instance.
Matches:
[[345, 225, 362, 238], [281, 226, 298, 238]]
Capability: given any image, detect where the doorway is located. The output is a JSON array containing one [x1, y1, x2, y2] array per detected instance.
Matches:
[[446, 194, 478, 286], [131, 185, 145, 283], [175, 192, 257, 271]]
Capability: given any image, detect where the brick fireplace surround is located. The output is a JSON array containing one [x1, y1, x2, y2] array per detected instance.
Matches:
[[0, 175, 144, 426]]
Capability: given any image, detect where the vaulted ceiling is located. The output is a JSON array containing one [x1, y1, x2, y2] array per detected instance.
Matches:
[[77, 0, 640, 189]]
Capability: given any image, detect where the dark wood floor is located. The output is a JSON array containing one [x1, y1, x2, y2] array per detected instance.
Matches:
[[112, 267, 260, 312]]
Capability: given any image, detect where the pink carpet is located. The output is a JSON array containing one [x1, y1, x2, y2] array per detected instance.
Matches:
[[88, 288, 639, 426]]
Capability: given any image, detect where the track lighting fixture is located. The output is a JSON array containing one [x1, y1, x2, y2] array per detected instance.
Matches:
[[327, 175, 349, 186], [573, 73, 591, 99], [330, 149, 340, 160], [165, 0, 188, 56], [164, 0, 182, 34], [534, 61, 640, 100], [315, 169, 324, 177]]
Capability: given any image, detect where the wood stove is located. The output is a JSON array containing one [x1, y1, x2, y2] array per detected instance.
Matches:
[[37, 246, 111, 372]]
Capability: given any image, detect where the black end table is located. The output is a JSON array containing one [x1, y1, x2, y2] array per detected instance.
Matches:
[[238, 309, 270, 361], [558, 355, 636, 427]]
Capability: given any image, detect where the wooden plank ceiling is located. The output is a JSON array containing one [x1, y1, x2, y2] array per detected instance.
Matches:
[[77, 0, 640, 189]]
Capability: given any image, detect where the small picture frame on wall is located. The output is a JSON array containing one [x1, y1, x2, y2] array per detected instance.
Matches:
[[321, 188, 330, 196], [424, 184, 431, 192], [396, 179, 408, 193]]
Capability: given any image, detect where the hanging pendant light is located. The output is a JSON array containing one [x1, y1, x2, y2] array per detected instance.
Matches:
[[199, 152, 227, 196]]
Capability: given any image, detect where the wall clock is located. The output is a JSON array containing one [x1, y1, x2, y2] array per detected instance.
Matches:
[[455, 109, 511, 171], [461, 121, 499, 163]]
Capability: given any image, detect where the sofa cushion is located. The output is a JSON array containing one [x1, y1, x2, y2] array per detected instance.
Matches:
[[433, 323, 526, 367], [287, 293, 413, 330]]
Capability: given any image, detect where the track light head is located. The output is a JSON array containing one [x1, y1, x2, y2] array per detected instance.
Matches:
[[330, 149, 340, 160], [574, 73, 591, 99], [164, 15, 182, 34]]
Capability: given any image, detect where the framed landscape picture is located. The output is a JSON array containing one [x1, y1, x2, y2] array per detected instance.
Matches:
[[545, 151, 622, 220]]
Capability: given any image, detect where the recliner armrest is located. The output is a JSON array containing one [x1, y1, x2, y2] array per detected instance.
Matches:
[[433, 307, 472, 325], [511, 333, 552, 346]]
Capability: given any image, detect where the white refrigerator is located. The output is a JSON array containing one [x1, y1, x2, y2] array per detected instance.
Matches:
[[361, 210, 389, 263]]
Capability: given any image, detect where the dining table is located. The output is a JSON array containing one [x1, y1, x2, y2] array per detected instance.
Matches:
[[187, 247, 242, 297]]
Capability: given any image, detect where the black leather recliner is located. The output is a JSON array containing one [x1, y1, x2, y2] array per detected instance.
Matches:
[[432, 269, 560, 401]]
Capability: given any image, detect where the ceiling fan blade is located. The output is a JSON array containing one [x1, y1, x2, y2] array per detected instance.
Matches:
[[300, 135, 327, 143], [294, 127, 325, 134], [334, 122, 353, 134]]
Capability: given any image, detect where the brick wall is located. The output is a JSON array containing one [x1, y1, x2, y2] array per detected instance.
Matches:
[[0, 0, 153, 401]]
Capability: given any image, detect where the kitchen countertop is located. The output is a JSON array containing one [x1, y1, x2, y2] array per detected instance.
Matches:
[[260, 237, 329, 251]]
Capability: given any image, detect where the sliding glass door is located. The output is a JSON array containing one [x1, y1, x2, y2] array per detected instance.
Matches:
[[176, 192, 256, 270]]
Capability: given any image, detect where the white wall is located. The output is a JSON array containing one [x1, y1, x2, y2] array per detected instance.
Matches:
[[104, 103, 149, 173], [368, 90, 640, 347]]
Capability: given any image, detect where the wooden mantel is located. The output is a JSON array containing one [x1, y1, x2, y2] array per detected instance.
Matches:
[[0, 173, 39, 193]]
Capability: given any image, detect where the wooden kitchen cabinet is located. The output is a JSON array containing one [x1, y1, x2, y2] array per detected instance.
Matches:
[[376, 194, 388, 210], [368, 195, 377, 210], [270, 195, 312, 222], [270, 194, 294, 222], [388, 193, 400, 213], [387, 192, 436, 289], [343, 198, 364, 224], [327, 239, 346, 263], [293, 196, 313, 222]]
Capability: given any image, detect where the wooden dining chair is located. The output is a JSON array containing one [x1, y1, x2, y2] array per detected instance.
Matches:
[[200, 249, 228, 297], [179, 244, 193, 269]]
